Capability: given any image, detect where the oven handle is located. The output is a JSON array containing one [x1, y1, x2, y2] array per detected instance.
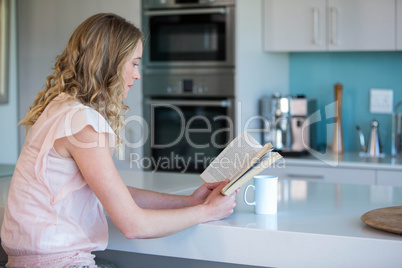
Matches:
[[145, 8, 227, 16], [146, 99, 232, 108]]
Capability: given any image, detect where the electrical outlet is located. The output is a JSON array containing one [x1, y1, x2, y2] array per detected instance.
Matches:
[[370, 89, 393, 114]]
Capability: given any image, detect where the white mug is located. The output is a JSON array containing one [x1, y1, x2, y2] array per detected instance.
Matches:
[[244, 175, 278, 214]]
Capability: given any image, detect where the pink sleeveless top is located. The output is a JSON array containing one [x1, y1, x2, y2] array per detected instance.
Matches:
[[1, 93, 116, 267]]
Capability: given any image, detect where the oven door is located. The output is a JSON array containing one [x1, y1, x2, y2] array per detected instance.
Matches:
[[143, 6, 234, 67], [143, 98, 234, 173]]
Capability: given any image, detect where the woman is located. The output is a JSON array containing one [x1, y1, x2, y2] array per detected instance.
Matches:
[[1, 13, 237, 267]]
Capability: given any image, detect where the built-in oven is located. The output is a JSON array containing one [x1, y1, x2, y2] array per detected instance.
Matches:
[[142, 0, 235, 68], [141, 0, 236, 173], [142, 68, 235, 173], [143, 97, 234, 173]]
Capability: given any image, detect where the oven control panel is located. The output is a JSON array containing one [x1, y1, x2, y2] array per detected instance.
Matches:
[[143, 70, 234, 97], [166, 80, 209, 95]]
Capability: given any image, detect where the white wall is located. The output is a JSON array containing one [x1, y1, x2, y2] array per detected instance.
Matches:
[[0, 0, 18, 164], [17, 0, 143, 169], [235, 0, 289, 142]]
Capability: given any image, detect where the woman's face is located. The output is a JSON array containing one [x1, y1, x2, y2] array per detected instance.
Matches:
[[123, 41, 143, 99]]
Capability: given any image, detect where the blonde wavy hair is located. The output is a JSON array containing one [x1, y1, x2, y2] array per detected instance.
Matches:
[[19, 13, 144, 145]]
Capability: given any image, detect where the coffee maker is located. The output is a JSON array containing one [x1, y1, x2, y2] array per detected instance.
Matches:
[[259, 94, 317, 156]]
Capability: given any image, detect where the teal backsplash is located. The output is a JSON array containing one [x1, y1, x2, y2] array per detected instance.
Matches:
[[289, 52, 402, 153]]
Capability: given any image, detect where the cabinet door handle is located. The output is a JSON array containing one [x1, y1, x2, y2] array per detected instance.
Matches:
[[312, 7, 320, 45], [286, 173, 324, 179], [330, 7, 338, 45]]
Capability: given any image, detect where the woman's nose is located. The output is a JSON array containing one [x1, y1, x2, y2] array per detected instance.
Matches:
[[133, 68, 141, 80]]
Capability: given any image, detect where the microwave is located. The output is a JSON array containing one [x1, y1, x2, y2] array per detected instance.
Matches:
[[142, 0, 235, 68]]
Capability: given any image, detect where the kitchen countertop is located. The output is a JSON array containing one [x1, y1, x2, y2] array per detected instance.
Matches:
[[283, 151, 402, 170], [109, 170, 402, 267], [1, 170, 401, 267]]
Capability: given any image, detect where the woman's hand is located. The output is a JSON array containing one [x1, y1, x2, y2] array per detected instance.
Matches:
[[188, 181, 224, 206], [201, 179, 238, 222]]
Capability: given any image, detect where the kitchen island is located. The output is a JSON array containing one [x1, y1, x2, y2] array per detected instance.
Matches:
[[1, 170, 401, 267]]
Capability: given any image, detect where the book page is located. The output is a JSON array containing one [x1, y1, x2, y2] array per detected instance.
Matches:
[[200, 131, 262, 183], [222, 151, 282, 196], [225, 151, 278, 188]]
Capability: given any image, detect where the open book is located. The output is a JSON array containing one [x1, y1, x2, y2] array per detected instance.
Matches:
[[200, 131, 283, 196]]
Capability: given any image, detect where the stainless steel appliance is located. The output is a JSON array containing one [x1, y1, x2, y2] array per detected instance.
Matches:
[[259, 94, 317, 156], [391, 101, 402, 157], [394, 113, 402, 156], [356, 120, 383, 158], [142, 0, 236, 173], [142, 69, 235, 173], [142, 0, 235, 68]]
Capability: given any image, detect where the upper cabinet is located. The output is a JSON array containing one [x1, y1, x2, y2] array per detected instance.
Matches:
[[327, 0, 395, 51], [264, 0, 396, 52], [264, 0, 326, 51], [398, 0, 402, 50]]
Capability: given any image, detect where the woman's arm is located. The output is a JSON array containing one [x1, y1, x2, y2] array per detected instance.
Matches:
[[126, 181, 224, 209], [55, 126, 237, 239]]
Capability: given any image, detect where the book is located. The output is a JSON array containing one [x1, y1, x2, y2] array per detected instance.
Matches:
[[200, 131, 283, 196]]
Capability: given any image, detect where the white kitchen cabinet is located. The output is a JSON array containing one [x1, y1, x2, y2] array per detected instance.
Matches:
[[376, 170, 402, 187], [264, 0, 326, 51], [262, 164, 376, 185], [398, 0, 402, 50], [327, 0, 395, 51], [264, 0, 396, 52]]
